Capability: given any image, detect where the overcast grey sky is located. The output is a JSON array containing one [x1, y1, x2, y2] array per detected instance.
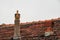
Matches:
[[0, 0, 60, 24]]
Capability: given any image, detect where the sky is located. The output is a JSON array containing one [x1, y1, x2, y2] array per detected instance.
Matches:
[[0, 0, 60, 24]]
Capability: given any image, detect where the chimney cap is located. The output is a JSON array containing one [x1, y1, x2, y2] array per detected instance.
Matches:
[[16, 10, 19, 14]]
